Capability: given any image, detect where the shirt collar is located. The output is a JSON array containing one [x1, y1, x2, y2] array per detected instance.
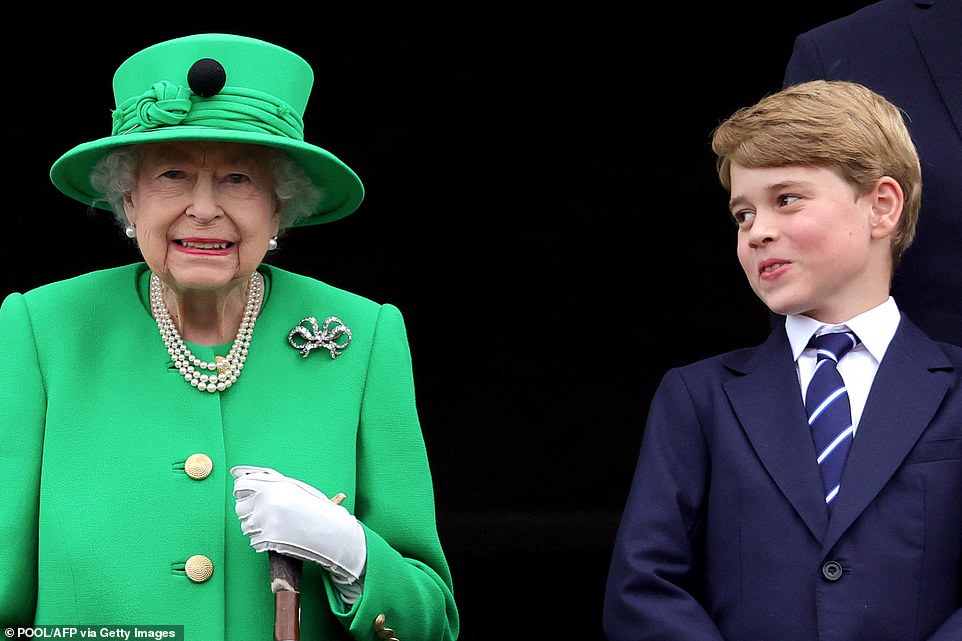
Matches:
[[785, 297, 901, 362]]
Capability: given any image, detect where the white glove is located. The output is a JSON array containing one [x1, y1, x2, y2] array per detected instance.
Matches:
[[231, 465, 367, 590]]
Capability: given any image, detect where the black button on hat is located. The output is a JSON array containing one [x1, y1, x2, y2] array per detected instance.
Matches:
[[187, 58, 227, 97]]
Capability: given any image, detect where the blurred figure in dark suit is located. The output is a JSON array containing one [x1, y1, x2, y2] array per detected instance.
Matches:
[[784, 0, 962, 346]]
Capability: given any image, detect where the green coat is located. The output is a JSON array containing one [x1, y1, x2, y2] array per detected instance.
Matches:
[[0, 262, 459, 640]]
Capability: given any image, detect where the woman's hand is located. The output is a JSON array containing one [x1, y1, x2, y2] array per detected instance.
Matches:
[[231, 466, 366, 586]]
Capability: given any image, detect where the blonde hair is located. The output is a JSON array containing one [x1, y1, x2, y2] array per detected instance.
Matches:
[[711, 80, 921, 266]]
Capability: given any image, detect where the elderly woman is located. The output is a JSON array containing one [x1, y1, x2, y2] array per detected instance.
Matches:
[[0, 34, 458, 641]]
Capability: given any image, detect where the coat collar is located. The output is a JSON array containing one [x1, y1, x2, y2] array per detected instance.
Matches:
[[721, 318, 953, 551], [722, 327, 830, 540], [910, 0, 962, 141], [822, 317, 953, 551]]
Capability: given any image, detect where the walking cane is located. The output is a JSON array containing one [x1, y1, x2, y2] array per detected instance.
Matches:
[[270, 551, 302, 641], [270, 492, 347, 641]]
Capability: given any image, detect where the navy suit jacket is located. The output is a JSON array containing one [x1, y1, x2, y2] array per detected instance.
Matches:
[[783, 0, 962, 347], [603, 317, 962, 641]]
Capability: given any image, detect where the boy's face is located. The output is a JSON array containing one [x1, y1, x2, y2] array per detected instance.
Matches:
[[729, 164, 895, 324]]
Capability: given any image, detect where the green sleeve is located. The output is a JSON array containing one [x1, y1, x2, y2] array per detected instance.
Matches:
[[334, 303, 459, 641], [0, 294, 45, 625]]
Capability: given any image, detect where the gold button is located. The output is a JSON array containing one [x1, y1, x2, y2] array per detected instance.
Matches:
[[185, 554, 214, 583], [184, 453, 213, 480]]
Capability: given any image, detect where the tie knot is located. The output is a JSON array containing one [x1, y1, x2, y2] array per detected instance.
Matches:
[[809, 331, 859, 363]]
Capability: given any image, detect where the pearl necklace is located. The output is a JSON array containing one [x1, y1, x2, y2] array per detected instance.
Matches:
[[149, 272, 263, 393]]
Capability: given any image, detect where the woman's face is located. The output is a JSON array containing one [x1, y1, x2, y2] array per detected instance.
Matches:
[[124, 141, 281, 296]]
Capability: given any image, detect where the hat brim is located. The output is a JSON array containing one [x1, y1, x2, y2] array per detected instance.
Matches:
[[49, 127, 364, 227]]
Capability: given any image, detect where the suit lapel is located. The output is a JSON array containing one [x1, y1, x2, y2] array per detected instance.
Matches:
[[723, 329, 829, 541], [822, 318, 954, 552], [910, 0, 962, 141]]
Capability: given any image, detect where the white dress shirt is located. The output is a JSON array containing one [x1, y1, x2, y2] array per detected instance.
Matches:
[[786, 297, 901, 433]]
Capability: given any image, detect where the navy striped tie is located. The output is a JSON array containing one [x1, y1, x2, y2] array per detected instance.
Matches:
[[806, 331, 859, 508]]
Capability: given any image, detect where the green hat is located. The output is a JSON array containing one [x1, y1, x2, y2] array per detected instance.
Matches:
[[50, 33, 364, 226]]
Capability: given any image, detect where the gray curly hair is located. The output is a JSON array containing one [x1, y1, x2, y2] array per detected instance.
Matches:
[[89, 144, 323, 233]]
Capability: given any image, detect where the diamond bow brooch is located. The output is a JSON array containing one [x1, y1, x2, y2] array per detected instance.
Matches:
[[288, 316, 352, 359]]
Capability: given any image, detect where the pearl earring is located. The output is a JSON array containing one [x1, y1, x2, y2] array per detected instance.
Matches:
[[125, 225, 136, 239], [268, 237, 278, 251]]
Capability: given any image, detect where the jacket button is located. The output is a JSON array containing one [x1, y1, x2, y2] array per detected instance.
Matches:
[[821, 560, 843, 582], [185, 453, 213, 480], [185, 554, 214, 583], [374, 614, 387, 631]]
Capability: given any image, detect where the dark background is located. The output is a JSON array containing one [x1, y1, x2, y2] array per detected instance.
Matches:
[[4, 4, 872, 639]]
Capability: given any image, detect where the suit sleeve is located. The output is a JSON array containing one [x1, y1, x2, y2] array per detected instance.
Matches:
[[602, 368, 725, 641], [0, 294, 44, 625], [783, 32, 826, 88], [332, 303, 459, 641]]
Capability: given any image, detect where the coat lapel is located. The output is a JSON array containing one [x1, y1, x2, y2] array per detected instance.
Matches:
[[723, 328, 829, 541], [910, 0, 962, 141], [822, 318, 954, 552]]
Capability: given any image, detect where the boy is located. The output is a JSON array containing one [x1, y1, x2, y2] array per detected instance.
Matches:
[[602, 80, 962, 641]]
